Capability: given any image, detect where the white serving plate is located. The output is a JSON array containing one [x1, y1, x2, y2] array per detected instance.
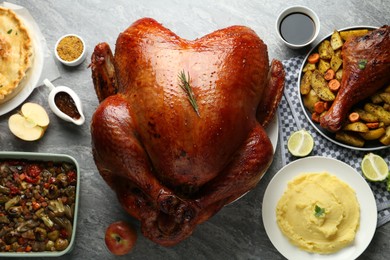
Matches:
[[262, 156, 377, 260], [0, 5, 44, 116]]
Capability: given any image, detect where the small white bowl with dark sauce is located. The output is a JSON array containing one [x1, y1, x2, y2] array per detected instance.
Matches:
[[44, 79, 85, 126], [276, 6, 320, 49]]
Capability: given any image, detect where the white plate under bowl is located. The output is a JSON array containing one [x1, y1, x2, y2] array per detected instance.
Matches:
[[266, 113, 279, 154], [262, 156, 377, 260], [297, 26, 389, 151], [229, 114, 279, 204], [0, 5, 44, 116]]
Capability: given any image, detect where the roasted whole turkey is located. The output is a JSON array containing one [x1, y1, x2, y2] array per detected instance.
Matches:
[[90, 18, 285, 246]]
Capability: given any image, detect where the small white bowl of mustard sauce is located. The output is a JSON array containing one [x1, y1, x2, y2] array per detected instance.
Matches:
[[276, 6, 320, 49], [54, 34, 87, 66]]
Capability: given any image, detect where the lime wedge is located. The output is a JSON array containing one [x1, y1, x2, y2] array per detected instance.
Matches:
[[287, 129, 314, 157], [387, 174, 390, 191], [361, 153, 389, 181]]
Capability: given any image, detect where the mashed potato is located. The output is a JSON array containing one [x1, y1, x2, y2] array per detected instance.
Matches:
[[276, 172, 360, 254]]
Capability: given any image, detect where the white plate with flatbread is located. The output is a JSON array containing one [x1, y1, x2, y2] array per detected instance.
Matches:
[[0, 5, 43, 116]]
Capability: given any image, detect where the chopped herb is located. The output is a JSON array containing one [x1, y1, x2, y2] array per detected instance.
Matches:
[[314, 205, 325, 217], [7, 29, 12, 34], [358, 59, 367, 69], [178, 70, 200, 117]]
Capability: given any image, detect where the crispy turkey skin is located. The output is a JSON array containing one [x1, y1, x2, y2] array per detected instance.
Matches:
[[90, 18, 285, 246]]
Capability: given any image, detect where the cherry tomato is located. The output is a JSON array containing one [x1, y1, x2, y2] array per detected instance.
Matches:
[[67, 170, 77, 184], [26, 164, 41, 178]]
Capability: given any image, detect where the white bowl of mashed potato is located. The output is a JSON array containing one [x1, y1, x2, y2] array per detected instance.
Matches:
[[276, 172, 359, 254], [262, 156, 377, 260]]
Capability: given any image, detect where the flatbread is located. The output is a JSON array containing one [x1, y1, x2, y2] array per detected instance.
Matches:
[[0, 7, 34, 103]]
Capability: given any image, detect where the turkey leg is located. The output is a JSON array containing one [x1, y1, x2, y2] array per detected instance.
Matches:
[[320, 26, 390, 132]]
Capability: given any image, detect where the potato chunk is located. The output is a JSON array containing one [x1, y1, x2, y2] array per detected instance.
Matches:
[[330, 30, 344, 50], [311, 70, 335, 101]]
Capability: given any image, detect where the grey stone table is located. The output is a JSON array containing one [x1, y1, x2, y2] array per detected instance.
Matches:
[[1, 0, 389, 259]]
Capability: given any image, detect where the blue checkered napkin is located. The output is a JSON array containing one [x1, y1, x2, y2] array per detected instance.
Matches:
[[278, 56, 390, 227]]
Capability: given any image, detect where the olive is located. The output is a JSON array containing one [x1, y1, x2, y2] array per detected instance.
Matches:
[[54, 238, 69, 251], [35, 227, 47, 241], [8, 206, 23, 217], [56, 173, 68, 187], [47, 184, 59, 199]]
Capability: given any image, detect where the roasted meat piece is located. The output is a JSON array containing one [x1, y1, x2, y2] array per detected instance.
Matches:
[[90, 18, 285, 246], [320, 25, 390, 132]]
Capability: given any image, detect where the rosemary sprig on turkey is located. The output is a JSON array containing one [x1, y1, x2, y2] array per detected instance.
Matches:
[[178, 70, 200, 117]]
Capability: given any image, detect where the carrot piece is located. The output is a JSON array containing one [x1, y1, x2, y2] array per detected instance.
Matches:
[[348, 112, 360, 122], [314, 101, 326, 114], [312, 112, 321, 123], [32, 201, 41, 210], [25, 245, 32, 252], [19, 173, 26, 181], [18, 237, 26, 245], [366, 122, 380, 129], [324, 101, 332, 110], [324, 69, 335, 80], [328, 79, 341, 92], [308, 53, 320, 64]]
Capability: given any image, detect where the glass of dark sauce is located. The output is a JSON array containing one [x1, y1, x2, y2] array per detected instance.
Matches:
[[276, 6, 320, 49]]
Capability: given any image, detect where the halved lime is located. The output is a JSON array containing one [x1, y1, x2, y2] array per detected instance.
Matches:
[[287, 129, 314, 157], [361, 153, 389, 181], [387, 174, 390, 191]]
